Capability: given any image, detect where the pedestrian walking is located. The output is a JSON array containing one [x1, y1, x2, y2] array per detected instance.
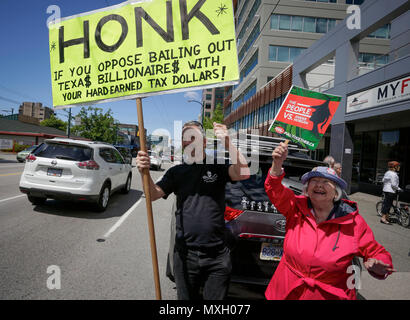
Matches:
[[264, 142, 395, 300], [136, 121, 250, 300], [380, 161, 402, 225]]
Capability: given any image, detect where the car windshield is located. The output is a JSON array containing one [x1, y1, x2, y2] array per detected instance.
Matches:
[[225, 160, 316, 212], [33, 142, 92, 161]]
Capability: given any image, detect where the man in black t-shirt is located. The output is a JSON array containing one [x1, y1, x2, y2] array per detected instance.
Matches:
[[136, 121, 250, 300]]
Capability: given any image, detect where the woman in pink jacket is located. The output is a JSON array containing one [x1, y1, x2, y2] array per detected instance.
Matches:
[[264, 142, 395, 300]]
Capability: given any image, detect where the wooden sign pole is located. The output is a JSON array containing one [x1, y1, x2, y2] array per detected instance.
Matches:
[[136, 97, 162, 300]]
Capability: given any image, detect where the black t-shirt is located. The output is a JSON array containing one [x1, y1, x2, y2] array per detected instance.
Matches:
[[157, 159, 233, 248]]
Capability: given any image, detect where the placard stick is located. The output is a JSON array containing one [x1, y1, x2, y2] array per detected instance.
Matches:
[[136, 97, 162, 300]]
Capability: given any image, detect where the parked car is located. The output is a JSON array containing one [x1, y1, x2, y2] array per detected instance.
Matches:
[[166, 135, 326, 285], [16, 144, 39, 162], [19, 138, 132, 211], [148, 150, 162, 170], [115, 145, 133, 165]]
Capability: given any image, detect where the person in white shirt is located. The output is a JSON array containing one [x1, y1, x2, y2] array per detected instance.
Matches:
[[381, 161, 402, 224]]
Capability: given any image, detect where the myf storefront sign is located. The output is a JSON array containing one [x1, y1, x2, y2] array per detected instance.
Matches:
[[347, 75, 410, 113]]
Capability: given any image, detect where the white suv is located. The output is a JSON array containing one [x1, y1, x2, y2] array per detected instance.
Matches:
[[19, 138, 132, 212]]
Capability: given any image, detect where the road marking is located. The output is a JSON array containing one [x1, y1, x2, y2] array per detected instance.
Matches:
[[0, 194, 25, 203], [101, 175, 163, 240], [102, 198, 143, 239], [0, 172, 23, 176]]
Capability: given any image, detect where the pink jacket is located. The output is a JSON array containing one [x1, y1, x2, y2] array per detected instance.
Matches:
[[264, 172, 393, 300]]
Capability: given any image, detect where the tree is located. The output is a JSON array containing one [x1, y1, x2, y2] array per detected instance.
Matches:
[[71, 106, 119, 144], [203, 103, 224, 131], [40, 114, 67, 132]]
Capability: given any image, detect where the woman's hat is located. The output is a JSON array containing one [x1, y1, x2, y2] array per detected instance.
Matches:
[[301, 166, 347, 190]]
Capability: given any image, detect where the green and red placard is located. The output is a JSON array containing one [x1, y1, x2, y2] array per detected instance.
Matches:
[[269, 85, 342, 150]]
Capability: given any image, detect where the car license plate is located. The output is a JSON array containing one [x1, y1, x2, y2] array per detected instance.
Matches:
[[260, 242, 283, 261], [47, 168, 62, 177]]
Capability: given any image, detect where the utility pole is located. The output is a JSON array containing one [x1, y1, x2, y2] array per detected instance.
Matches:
[[67, 108, 72, 138], [57, 108, 73, 138], [187, 99, 205, 124]]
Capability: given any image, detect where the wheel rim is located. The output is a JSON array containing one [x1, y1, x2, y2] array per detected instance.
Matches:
[[102, 187, 110, 207], [400, 211, 409, 227]]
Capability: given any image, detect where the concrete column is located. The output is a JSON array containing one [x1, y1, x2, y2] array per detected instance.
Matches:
[[335, 39, 359, 84], [330, 123, 355, 195]]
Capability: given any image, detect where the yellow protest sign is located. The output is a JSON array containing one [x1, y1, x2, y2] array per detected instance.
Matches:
[[48, 0, 239, 108]]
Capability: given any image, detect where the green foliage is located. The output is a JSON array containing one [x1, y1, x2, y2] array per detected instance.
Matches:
[[14, 144, 30, 153], [71, 106, 119, 144], [203, 103, 224, 131], [40, 114, 67, 132]]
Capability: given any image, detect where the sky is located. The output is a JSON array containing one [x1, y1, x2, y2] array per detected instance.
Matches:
[[0, 0, 203, 139]]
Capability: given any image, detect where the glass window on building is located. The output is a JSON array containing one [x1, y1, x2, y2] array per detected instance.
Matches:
[[291, 16, 303, 31], [376, 130, 400, 183], [303, 17, 316, 33], [270, 14, 279, 30], [269, 46, 305, 62], [277, 46, 290, 62], [269, 46, 277, 61], [346, 0, 365, 5], [279, 15, 291, 30], [360, 131, 378, 185], [290, 47, 304, 62], [305, 0, 336, 2], [316, 18, 328, 33], [328, 19, 336, 31], [264, 104, 269, 122], [367, 24, 391, 39], [243, 82, 257, 103]]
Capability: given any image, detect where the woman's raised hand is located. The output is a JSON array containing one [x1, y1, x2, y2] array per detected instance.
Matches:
[[271, 142, 288, 176]]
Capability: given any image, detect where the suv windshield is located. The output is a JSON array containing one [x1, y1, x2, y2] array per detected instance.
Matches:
[[33, 142, 93, 161]]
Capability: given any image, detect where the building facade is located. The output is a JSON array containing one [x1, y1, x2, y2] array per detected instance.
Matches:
[[201, 87, 225, 119], [19, 102, 54, 122], [291, 0, 410, 198], [224, 0, 390, 140]]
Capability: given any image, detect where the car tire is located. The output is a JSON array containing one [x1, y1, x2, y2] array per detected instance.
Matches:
[[28, 195, 46, 205], [121, 174, 132, 194], [94, 183, 111, 212]]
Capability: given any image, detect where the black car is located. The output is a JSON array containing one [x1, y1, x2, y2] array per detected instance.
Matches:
[[166, 135, 324, 286]]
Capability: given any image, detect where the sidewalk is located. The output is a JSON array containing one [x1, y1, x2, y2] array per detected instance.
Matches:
[[349, 192, 410, 300]]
